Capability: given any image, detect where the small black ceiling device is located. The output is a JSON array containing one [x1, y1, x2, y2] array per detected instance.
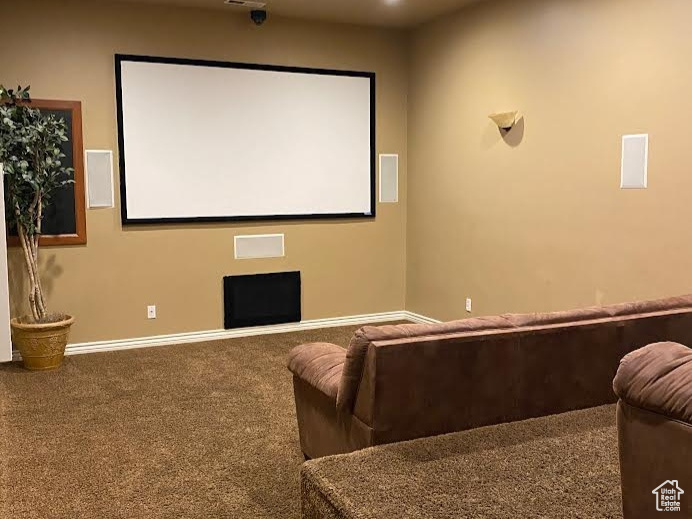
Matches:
[[250, 9, 268, 26]]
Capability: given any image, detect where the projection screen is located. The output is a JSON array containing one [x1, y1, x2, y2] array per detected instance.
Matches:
[[115, 55, 376, 224]]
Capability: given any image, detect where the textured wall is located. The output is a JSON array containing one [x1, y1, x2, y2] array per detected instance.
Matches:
[[9, 0, 691, 342], [407, 0, 692, 320], [1, 0, 408, 342]]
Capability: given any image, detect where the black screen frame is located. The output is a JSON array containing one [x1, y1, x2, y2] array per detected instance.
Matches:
[[115, 54, 377, 226]]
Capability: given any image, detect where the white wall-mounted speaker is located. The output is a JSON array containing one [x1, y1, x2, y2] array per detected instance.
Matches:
[[85, 150, 115, 208], [621, 134, 648, 189], [234, 234, 285, 260], [379, 154, 399, 203]]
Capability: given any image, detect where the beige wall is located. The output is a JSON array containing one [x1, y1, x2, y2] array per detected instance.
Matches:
[[1, 0, 408, 343], [407, 0, 692, 321], [8, 0, 692, 342]]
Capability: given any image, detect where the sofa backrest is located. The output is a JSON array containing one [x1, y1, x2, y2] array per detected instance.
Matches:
[[336, 315, 514, 411], [338, 294, 692, 444], [502, 294, 692, 327]]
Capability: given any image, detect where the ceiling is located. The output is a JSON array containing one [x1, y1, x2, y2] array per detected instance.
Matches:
[[111, 0, 481, 28]]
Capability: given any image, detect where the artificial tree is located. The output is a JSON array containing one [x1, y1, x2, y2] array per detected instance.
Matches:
[[0, 85, 74, 323]]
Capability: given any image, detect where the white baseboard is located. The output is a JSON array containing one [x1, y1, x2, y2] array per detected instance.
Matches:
[[404, 311, 442, 325], [11, 310, 440, 360]]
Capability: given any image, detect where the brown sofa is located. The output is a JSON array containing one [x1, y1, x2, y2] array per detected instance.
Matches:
[[613, 342, 692, 518], [288, 294, 692, 459]]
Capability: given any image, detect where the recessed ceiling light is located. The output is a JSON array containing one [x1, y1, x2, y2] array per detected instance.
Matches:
[[384, 0, 402, 6]]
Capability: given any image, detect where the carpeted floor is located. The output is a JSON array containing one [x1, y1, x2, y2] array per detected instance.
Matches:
[[0, 324, 368, 519], [302, 405, 621, 519], [0, 324, 622, 519]]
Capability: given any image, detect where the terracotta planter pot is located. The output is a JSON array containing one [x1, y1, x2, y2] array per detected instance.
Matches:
[[10, 315, 75, 371]]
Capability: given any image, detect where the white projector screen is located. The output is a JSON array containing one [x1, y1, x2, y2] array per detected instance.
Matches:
[[115, 55, 376, 224]]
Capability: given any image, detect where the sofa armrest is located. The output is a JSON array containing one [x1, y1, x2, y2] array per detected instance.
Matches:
[[613, 341, 692, 425], [287, 342, 346, 400]]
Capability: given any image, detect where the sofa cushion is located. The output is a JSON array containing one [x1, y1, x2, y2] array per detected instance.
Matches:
[[336, 316, 515, 411], [287, 342, 346, 400], [613, 341, 692, 425]]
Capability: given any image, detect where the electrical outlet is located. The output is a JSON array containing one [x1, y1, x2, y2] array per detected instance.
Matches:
[[147, 305, 157, 319], [465, 298, 472, 313]]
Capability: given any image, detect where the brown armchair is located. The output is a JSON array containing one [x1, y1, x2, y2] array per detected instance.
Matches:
[[613, 342, 692, 518]]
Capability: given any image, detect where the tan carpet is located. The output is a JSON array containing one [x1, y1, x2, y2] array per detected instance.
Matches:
[[0, 324, 368, 519], [1, 324, 622, 518], [302, 405, 621, 519]]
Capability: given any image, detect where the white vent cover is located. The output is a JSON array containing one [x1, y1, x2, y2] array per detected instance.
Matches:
[[85, 150, 115, 208], [234, 234, 285, 260], [379, 154, 399, 203], [621, 134, 648, 189], [224, 0, 267, 7]]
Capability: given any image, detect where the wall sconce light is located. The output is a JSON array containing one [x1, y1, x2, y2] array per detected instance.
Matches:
[[489, 111, 519, 131]]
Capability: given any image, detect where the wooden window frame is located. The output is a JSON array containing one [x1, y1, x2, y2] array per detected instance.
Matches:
[[6, 99, 87, 246]]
